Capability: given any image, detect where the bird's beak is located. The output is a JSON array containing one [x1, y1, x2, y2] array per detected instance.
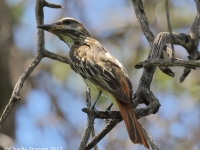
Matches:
[[37, 24, 62, 33]]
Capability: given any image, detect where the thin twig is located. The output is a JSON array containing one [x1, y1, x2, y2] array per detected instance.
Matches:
[[135, 59, 200, 69], [85, 86, 98, 150], [44, 0, 63, 9], [131, 0, 154, 46], [79, 114, 95, 150], [91, 127, 98, 150], [82, 108, 159, 150], [43, 49, 70, 64], [0, 96, 20, 129], [140, 123, 159, 150], [0, 52, 43, 129], [165, 0, 175, 60], [0, 0, 65, 129], [79, 86, 97, 150], [86, 86, 91, 108], [179, 0, 200, 83], [131, 0, 174, 77], [85, 119, 122, 150]]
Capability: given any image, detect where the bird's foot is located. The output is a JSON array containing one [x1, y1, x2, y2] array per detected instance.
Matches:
[[105, 110, 111, 123], [105, 103, 113, 113], [104, 103, 113, 123], [105, 118, 112, 123], [90, 105, 99, 113]]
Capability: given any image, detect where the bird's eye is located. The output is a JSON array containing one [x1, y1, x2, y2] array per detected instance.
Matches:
[[63, 20, 71, 24]]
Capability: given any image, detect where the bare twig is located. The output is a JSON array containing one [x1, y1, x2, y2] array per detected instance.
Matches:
[[85, 119, 122, 150], [83, 108, 159, 150], [0, 95, 21, 129], [79, 114, 95, 150], [0, 45, 43, 129], [79, 112, 95, 150], [85, 86, 91, 108], [82, 108, 121, 119], [0, 0, 64, 129], [43, 49, 70, 64], [82, 86, 98, 150], [135, 59, 200, 68], [165, 0, 175, 60], [131, 0, 154, 45], [91, 127, 98, 150], [131, 0, 174, 77], [82, 107, 161, 120], [179, 0, 200, 83], [44, 0, 63, 9], [79, 86, 98, 150], [140, 123, 159, 150]]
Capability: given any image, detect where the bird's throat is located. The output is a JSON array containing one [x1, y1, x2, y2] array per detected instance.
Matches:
[[59, 34, 74, 48]]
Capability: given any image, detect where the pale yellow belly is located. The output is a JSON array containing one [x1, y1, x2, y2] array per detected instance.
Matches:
[[83, 78, 118, 108]]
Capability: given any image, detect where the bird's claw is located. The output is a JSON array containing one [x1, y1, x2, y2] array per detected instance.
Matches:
[[105, 108, 111, 114], [104, 105, 112, 123], [90, 105, 99, 113]]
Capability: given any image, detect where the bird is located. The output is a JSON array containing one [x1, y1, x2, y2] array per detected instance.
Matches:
[[37, 17, 149, 149]]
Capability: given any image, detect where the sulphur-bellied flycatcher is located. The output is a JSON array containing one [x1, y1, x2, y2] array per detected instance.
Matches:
[[38, 18, 149, 149]]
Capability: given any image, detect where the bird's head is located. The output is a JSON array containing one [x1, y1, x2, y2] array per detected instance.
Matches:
[[37, 17, 91, 48]]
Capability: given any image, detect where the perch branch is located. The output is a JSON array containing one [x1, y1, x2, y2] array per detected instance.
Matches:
[[79, 114, 95, 150], [43, 49, 70, 64], [79, 86, 98, 150], [86, 87, 98, 150], [82, 108, 160, 150]]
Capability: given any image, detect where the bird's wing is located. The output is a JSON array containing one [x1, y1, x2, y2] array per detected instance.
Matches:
[[69, 43, 132, 103]]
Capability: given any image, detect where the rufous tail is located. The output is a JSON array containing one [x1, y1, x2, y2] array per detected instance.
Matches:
[[116, 99, 149, 149]]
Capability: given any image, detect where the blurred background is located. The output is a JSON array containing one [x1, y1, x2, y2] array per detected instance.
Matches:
[[0, 0, 200, 150]]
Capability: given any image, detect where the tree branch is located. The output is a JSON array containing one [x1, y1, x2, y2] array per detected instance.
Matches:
[[85, 86, 98, 150], [179, 0, 200, 83], [43, 49, 70, 64], [0, 47, 44, 129], [79, 114, 95, 150], [0, 0, 64, 129], [140, 123, 159, 150], [44, 0, 63, 9], [135, 59, 200, 68], [82, 108, 160, 150], [131, 0, 174, 77], [165, 0, 175, 60], [85, 119, 122, 150], [79, 86, 98, 150]]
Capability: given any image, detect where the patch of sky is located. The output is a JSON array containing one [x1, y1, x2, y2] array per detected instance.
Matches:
[[169, 121, 187, 138], [157, 93, 180, 120], [25, 89, 52, 119]]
